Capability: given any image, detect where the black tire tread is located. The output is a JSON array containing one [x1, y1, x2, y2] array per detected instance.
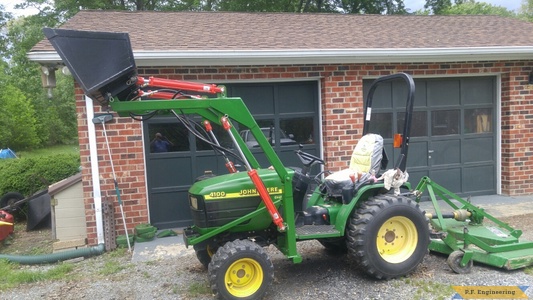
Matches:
[[194, 244, 212, 269], [447, 250, 473, 274], [0, 192, 24, 209], [208, 239, 274, 300], [346, 194, 429, 279]]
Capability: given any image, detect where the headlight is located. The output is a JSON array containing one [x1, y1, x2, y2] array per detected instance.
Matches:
[[190, 196, 198, 210]]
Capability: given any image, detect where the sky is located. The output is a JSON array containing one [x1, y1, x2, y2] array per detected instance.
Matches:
[[3, 0, 525, 17]]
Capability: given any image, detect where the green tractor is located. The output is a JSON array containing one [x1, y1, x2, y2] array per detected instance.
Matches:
[[179, 73, 428, 299], [45, 28, 430, 299]]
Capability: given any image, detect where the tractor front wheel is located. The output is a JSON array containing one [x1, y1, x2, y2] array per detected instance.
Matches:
[[347, 194, 429, 279], [194, 243, 218, 269], [209, 239, 274, 300]]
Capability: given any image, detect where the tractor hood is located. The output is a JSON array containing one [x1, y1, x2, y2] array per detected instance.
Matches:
[[189, 168, 294, 201]]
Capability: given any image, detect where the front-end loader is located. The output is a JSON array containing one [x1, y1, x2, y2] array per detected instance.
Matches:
[[43, 27, 533, 300]]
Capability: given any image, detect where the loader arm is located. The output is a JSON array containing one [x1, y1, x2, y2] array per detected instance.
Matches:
[[110, 98, 289, 181], [111, 97, 301, 261]]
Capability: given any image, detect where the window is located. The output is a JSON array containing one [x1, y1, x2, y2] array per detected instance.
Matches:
[[464, 108, 492, 134], [148, 123, 188, 153], [432, 110, 460, 136]]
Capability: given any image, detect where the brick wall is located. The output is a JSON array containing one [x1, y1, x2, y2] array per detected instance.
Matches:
[[78, 60, 533, 245]]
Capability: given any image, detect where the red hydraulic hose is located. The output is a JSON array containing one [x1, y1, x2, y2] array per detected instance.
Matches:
[[220, 116, 285, 231], [248, 169, 286, 231]]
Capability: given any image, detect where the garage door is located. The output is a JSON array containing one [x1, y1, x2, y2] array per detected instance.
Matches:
[[144, 81, 320, 229], [364, 76, 496, 196]]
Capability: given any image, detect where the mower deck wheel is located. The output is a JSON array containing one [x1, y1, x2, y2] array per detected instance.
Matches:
[[447, 250, 473, 274]]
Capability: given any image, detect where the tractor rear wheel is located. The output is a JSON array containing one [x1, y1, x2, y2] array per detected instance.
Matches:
[[347, 194, 429, 279], [209, 239, 273, 300]]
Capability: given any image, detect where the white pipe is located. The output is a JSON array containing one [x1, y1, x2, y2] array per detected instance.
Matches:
[[86, 96, 105, 245]]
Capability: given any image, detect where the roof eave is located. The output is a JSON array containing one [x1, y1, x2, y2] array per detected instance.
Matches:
[[28, 47, 533, 67]]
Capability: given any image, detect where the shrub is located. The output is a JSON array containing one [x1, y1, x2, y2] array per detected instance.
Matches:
[[0, 153, 80, 197]]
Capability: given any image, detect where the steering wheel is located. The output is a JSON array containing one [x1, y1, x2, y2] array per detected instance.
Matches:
[[295, 150, 324, 168]]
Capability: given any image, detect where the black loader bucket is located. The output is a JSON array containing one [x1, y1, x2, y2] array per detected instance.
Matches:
[[43, 28, 139, 106]]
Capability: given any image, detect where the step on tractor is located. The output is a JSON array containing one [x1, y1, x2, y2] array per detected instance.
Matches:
[[44, 28, 533, 300]]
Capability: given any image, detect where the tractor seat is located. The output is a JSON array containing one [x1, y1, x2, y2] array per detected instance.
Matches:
[[324, 133, 384, 196]]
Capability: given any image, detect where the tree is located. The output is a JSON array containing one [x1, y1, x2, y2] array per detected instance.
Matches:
[[216, 0, 299, 12], [333, 0, 407, 14], [18, 0, 409, 15], [424, 0, 453, 14], [519, 0, 533, 21], [2, 9, 77, 149], [0, 4, 13, 56], [441, 0, 516, 17], [0, 64, 40, 150]]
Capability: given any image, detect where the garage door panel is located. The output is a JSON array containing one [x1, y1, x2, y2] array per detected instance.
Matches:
[[413, 81, 428, 107], [461, 77, 493, 105], [463, 165, 495, 194], [431, 140, 461, 166], [430, 168, 462, 191], [364, 81, 392, 108], [407, 169, 428, 190], [278, 83, 315, 113], [149, 190, 191, 228], [406, 141, 429, 167], [149, 157, 192, 187], [195, 155, 228, 177], [463, 137, 494, 163], [428, 80, 460, 106], [392, 80, 408, 108], [230, 85, 275, 115]]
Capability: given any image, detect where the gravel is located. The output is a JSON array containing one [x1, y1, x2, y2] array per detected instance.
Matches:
[[2, 214, 533, 300]]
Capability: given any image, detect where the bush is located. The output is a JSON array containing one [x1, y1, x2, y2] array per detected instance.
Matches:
[[0, 153, 80, 197]]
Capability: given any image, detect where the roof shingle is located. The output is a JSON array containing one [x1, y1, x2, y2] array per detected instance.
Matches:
[[31, 10, 533, 52]]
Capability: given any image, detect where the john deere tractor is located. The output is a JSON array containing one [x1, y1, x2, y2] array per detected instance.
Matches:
[[45, 28, 430, 299]]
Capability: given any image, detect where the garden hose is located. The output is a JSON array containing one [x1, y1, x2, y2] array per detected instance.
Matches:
[[0, 243, 105, 265]]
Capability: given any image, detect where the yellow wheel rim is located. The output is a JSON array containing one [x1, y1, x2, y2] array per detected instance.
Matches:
[[224, 258, 263, 297], [376, 216, 418, 263]]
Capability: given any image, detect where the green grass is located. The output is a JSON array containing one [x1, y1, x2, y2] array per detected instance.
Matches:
[[185, 281, 212, 297], [98, 260, 132, 276], [525, 266, 533, 276], [16, 144, 79, 159], [403, 278, 454, 300], [0, 259, 74, 291]]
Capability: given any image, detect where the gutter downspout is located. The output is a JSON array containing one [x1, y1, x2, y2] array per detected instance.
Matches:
[[86, 96, 105, 245]]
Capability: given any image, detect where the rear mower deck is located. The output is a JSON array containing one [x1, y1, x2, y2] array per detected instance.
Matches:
[[415, 177, 533, 272]]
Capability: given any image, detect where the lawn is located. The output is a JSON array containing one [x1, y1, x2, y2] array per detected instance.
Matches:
[[15, 144, 80, 159]]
